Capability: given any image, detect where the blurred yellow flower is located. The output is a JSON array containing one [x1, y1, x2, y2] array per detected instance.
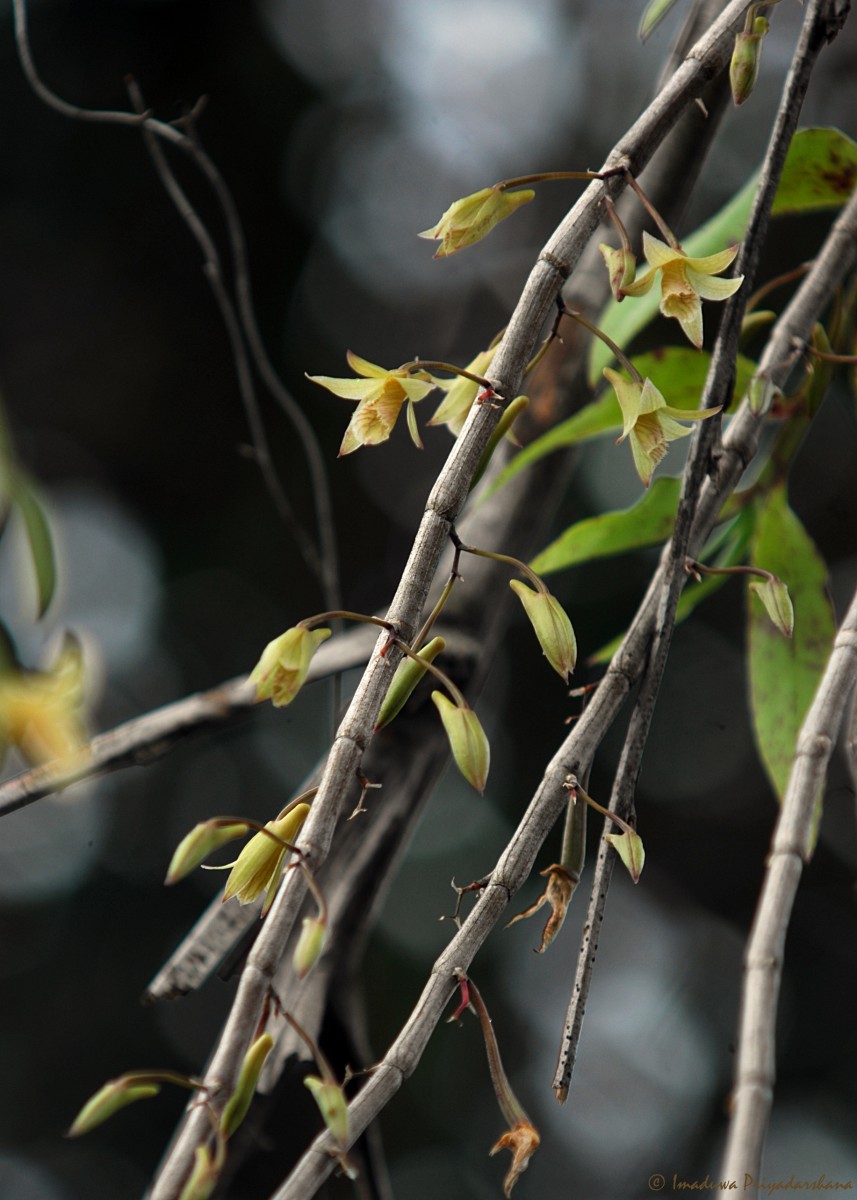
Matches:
[[0, 636, 87, 768]]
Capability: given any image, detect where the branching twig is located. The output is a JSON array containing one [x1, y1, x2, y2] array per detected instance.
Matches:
[[267, 174, 857, 1200], [141, 4, 785, 1193], [12, 0, 340, 608], [721, 586, 857, 1195], [552, 0, 842, 1102]]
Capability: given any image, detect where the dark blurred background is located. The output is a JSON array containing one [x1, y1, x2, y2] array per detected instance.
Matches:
[[0, 1, 856, 1197]]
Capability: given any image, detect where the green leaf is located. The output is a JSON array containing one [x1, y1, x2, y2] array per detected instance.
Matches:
[[771, 126, 857, 215], [589, 127, 857, 383], [747, 485, 835, 801], [638, 0, 683, 41], [485, 348, 755, 500], [530, 477, 680, 576], [12, 472, 57, 618]]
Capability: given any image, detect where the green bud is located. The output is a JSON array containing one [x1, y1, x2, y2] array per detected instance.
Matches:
[[220, 1033, 274, 1139], [67, 1076, 161, 1137], [375, 637, 446, 730], [509, 580, 577, 682], [304, 1076, 349, 1147], [418, 187, 535, 258], [605, 829, 646, 883], [598, 243, 637, 300], [470, 396, 529, 492], [431, 692, 490, 794], [250, 625, 331, 708], [749, 575, 794, 638], [748, 373, 781, 415], [165, 820, 250, 886], [730, 17, 769, 106], [293, 915, 328, 980], [178, 1144, 220, 1200]]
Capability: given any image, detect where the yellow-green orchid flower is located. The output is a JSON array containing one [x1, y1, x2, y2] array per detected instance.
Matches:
[[307, 351, 437, 455], [604, 368, 720, 487], [622, 232, 744, 348]]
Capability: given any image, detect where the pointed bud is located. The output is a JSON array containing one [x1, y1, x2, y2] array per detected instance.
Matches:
[[293, 915, 328, 980], [598, 243, 637, 300], [220, 1033, 274, 1139], [178, 1145, 220, 1200], [375, 637, 446, 730], [431, 692, 490, 794], [638, 0, 682, 41], [749, 576, 794, 638], [165, 821, 249, 886], [605, 829, 646, 883], [748, 373, 781, 415], [250, 626, 331, 708], [304, 1076, 349, 1147], [223, 802, 311, 911], [67, 1076, 161, 1137], [418, 187, 535, 257], [730, 16, 769, 106], [471, 396, 530, 492], [509, 580, 577, 682]]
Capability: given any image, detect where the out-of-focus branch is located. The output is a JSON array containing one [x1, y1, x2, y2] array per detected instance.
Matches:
[[12, 0, 340, 608], [721, 586, 857, 1194], [0, 625, 382, 819]]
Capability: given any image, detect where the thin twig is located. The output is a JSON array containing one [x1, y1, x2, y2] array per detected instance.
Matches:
[[13, 0, 339, 607], [721, 586, 857, 1195]]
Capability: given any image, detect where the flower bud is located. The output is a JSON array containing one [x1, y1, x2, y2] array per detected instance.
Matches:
[[67, 1076, 161, 1137], [375, 637, 446, 730], [431, 692, 490, 794], [293, 915, 328, 980], [177, 1145, 220, 1200], [165, 820, 250, 886], [250, 626, 331, 708], [223, 802, 311, 912], [730, 16, 769, 106], [605, 829, 645, 883], [749, 576, 794, 638], [429, 348, 497, 436], [598, 243, 637, 300], [509, 580, 577, 682], [304, 1076, 349, 1147], [220, 1034, 274, 1139], [747, 373, 781, 415], [419, 187, 535, 258]]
